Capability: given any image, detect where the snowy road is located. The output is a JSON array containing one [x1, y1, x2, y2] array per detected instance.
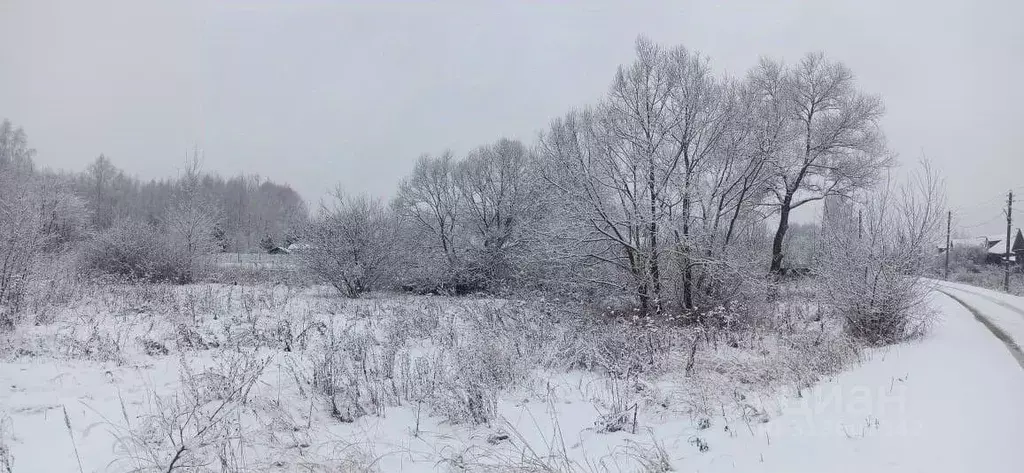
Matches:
[[935, 280, 1024, 368]]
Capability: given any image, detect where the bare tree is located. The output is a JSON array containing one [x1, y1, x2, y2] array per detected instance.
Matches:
[[694, 81, 770, 252], [539, 106, 661, 309], [86, 154, 120, 229], [676, 80, 773, 310], [302, 189, 398, 298], [0, 120, 41, 325], [37, 173, 90, 251], [750, 53, 891, 275], [599, 37, 682, 311], [454, 138, 540, 282], [0, 119, 35, 173], [0, 173, 42, 325], [659, 46, 739, 309], [162, 149, 221, 282], [395, 152, 462, 262], [163, 200, 220, 282], [539, 37, 765, 312], [537, 37, 692, 312]]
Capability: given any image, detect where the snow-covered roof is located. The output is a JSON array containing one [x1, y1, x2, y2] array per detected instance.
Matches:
[[950, 237, 987, 248], [989, 242, 1012, 255]]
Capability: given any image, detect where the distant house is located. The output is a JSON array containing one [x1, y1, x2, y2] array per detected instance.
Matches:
[[267, 246, 291, 255], [938, 237, 988, 253], [937, 233, 1024, 265], [951, 230, 1024, 265], [938, 236, 989, 255], [1017, 229, 1024, 265], [983, 232, 1024, 265]]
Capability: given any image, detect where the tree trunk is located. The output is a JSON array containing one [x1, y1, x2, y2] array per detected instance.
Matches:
[[626, 246, 649, 312], [770, 197, 793, 275], [681, 192, 694, 310], [637, 279, 650, 314], [648, 165, 661, 312]]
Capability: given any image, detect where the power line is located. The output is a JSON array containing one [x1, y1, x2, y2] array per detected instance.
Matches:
[[957, 213, 1003, 232], [952, 192, 1013, 214], [951, 185, 1024, 214]]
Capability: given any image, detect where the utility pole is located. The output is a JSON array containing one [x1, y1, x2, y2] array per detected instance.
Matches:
[[944, 210, 951, 280], [1005, 190, 1013, 292]]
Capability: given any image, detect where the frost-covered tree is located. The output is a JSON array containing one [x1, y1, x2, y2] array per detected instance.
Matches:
[[162, 150, 222, 282], [302, 189, 398, 297], [395, 152, 461, 261], [0, 119, 35, 173], [0, 172, 42, 324], [0, 120, 42, 324], [454, 138, 540, 282], [749, 53, 891, 275], [538, 38, 769, 312]]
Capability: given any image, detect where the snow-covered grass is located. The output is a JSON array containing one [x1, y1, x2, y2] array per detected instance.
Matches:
[[0, 280, 886, 472]]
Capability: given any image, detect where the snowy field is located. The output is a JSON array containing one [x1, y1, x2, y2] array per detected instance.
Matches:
[[1, 281, 1022, 472]]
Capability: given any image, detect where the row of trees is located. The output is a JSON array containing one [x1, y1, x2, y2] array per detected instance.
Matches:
[[0, 128, 308, 256], [307, 37, 899, 317], [69, 152, 307, 252], [304, 139, 542, 296], [0, 118, 311, 321]]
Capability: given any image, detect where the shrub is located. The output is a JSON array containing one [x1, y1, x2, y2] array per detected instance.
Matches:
[[0, 173, 44, 326], [949, 244, 988, 270], [111, 350, 270, 472], [0, 413, 12, 473], [817, 163, 944, 345], [79, 219, 199, 283], [300, 190, 398, 298]]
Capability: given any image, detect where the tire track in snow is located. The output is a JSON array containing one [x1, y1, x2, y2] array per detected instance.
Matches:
[[940, 285, 1024, 319], [937, 289, 1024, 370]]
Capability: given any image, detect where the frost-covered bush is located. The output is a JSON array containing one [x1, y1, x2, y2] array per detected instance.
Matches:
[[0, 171, 87, 327], [948, 244, 988, 271], [0, 171, 44, 326], [0, 413, 12, 473], [301, 190, 399, 298], [817, 163, 944, 345], [80, 196, 220, 284], [79, 219, 207, 283], [80, 219, 172, 282], [111, 350, 270, 472]]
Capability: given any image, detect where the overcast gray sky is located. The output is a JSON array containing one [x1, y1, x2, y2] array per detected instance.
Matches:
[[1, 0, 1021, 233]]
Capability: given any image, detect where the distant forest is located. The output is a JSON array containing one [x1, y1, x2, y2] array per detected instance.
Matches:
[[2, 122, 307, 253]]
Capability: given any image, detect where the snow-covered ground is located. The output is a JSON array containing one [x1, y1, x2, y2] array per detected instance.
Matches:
[[2, 286, 1023, 472], [665, 291, 1024, 472]]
